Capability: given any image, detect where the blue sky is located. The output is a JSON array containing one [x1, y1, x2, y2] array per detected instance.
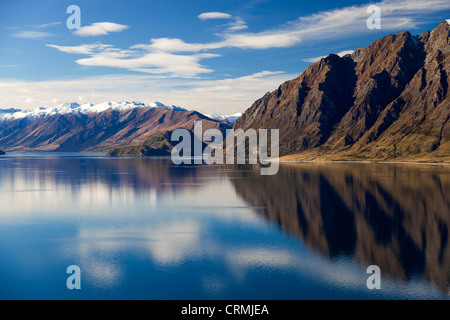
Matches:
[[1, 0, 449, 114]]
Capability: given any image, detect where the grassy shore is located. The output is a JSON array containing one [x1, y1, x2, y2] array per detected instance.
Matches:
[[280, 150, 450, 163]]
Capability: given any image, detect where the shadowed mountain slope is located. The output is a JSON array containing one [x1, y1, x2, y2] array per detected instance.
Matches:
[[235, 21, 450, 161]]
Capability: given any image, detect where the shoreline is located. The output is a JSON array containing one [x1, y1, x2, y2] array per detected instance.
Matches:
[[278, 159, 450, 166], [279, 153, 450, 165], [2, 151, 450, 166]]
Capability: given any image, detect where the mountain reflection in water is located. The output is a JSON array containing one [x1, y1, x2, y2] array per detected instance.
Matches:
[[227, 163, 450, 293], [0, 154, 448, 298]]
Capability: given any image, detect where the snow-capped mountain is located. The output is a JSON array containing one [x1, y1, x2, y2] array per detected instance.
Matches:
[[0, 101, 230, 153], [0, 101, 187, 121], [205, 113, 242, 124]]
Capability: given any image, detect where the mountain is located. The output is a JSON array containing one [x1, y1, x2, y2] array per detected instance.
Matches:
[[235, 21, 450, 162], [0, 101, 230, 152], [108, 130, 208, 157], [205, 113, 243, 124], [109, 131, 176, 156], [0, 101, 187, 121], [0, 150, 5, 155]]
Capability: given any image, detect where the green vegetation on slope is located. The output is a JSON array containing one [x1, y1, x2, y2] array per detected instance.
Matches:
[[108, 131, 174, 156]]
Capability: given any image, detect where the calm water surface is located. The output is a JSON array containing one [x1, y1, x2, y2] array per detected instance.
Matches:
[[0, 153, 448, 299]]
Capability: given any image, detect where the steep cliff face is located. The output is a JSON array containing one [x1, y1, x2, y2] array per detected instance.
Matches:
[[235, 21, 450, 161]]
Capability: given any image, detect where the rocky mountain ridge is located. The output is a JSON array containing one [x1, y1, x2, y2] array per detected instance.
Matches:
[[234, 21, 450, 161]]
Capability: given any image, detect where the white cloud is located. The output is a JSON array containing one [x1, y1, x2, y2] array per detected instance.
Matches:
[[286, 0, 450, 41], [38, 22, 62, 28], [198, 12, 232, 20], [12, 31, 54, 39], [303, 50, 355, 63], [9, 21, 61, 39], [74, 22, 129, 36], [0, 71, 294, 114], [222, 32, 301, 49], [198, 0, 450, 50], [47, 40, 219, 77], [136, 38, 212, 53], [46, 43, 114, 55], [47, 0, 450, 77], [227, 16, 248, 31], [336, 50, 355, 57], [199, 12, 248, 32], [133, 32, 300, 52], [76, 51, 219, 77]]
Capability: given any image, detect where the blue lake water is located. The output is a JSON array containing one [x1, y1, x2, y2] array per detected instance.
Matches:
[[0, 153, 448, 299]]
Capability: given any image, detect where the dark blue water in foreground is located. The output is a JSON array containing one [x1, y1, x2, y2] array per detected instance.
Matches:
[[0, 153, 448, 299]]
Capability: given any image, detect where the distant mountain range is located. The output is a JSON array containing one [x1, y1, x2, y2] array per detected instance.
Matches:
[[0, 101, 187, 121], [0, 101, 231, 153], [235, 21, 450, 162], [204, 113, 243, 124]]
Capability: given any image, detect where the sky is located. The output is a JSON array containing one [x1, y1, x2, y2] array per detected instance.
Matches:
[[0, 0, 449, 114]]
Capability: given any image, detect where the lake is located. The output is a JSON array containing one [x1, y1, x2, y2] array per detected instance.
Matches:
[[0, 153, 448, 299]]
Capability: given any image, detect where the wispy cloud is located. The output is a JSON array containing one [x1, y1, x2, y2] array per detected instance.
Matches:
[[48, 0, 449, 75], [23, 0, 450, 96], [285, 0, 450, 41], [47, 42, 219, 77], [76, 51, 219, 77], [227, 16, 248, 31], [222, 32, 300, 49], [46, 44, 115, 55], [198, 12, 232, 20], [131, 32, 300, 53], [74, 22, 129, 36], [46, 28, 300, 76], [7, 21, 61, 39], [133, 38, 212, 53], [38, 22, 62, 28], [198, 11, 248, 32], [12, 31, 54, 39], [196, 0, 450, 51]]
